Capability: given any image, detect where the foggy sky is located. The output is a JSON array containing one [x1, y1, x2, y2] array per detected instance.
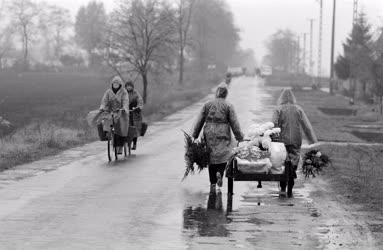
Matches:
[[38, 0, 383, 76]]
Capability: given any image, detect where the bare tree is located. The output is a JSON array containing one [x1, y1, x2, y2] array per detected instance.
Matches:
[[176, 0, 195, 85], [75, 1, 107, 67], [39, 5, 71, 60], [266, 29, 298, 72], [8, 0, 39, 70], [108, 0, 176, 103], [0, 26, 14, 69], [190, 0, 239, 72], [0, 2, 15, 70]]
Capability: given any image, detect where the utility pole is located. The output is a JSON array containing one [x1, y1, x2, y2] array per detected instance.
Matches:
[[303, 33, 307, 74], [330, 0, 336, 95], [353, 0, 358, 25], [317, 0, 323, 87], [297, 36, 301, 73], [351, 0, 358, 99], [308, 18, 315, 79]]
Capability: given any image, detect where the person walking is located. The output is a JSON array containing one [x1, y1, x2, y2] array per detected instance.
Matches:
[[272, 89, 318, 197], [193, 83, 244, 192], [125, 81, 144, 150]]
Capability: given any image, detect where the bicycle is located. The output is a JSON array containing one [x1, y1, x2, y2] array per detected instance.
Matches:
[[100, 110, 129, 162]]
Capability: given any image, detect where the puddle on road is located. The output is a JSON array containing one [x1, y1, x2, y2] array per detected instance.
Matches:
[[279, 203, 295, 207]]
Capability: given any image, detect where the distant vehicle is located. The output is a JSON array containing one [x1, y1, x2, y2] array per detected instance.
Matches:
[[260, 66, 272, 77], [227, 66, 243, 77]]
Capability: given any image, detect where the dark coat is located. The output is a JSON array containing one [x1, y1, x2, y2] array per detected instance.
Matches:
[[128, 89, 144, 137]]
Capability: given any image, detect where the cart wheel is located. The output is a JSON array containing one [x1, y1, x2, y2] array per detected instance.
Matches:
[[228, 177, 234, 195], [107, 135, 112, 162], [227, 193, 233, 213]]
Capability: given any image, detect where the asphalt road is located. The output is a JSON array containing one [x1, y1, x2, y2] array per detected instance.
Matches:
[[0, 77, 377, 249]]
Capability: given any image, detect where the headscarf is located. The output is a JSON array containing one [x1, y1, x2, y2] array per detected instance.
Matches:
[[111, 75, 123, 94], [216, 82, 228, 99], [277, 88, 297, 105], [125, 81, 134, 90]]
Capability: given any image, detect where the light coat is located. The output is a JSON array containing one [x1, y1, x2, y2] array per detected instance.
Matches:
[[100, 87, 130, 137], [272, 89, 317, 148], [193, 85, 243, 164]]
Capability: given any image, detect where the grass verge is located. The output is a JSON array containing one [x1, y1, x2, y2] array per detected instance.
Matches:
[[0, 71, 219, 171], [288, 89, 383, 240]]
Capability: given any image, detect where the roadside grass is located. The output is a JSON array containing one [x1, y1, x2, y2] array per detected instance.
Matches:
[[0, 71, 219, 171], [285, 89, 383, 142], [308, 143, 383, 212], [0, 122, 90, 171], [289, 89, 383, 224]]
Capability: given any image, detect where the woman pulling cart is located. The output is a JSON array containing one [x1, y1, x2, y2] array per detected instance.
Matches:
[[192, 83, 244, 192], [272, 89, 318, 197]]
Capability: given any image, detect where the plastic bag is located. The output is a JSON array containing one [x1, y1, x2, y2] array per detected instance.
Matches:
[[86, 110, 102, 127], [236, 157, 272, 174], [269, 142, 287, 170]]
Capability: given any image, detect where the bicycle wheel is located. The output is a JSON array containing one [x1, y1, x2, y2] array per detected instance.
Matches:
[[107, 133, 112, 162], [113, 133, 118, 161]]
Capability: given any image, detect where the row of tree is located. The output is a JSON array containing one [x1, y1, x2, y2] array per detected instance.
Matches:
[[264, 29, 300, 73], [334, 13, 383, 110], [0, 0, 255, 103], [0, 0, 73, 69]]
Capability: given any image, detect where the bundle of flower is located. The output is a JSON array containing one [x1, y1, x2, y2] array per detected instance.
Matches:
[[302, 150, 332, 178], [182, 131, 211, 180], [233, 143, 271, 162], [229, 122, 287, 174]]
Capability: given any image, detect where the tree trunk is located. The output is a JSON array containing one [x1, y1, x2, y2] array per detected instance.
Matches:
[[362, 81, 367, 99], [380, 96, 382, 116], [141, 72, 148, 104], [179, 47, 184, 85], [23, 26, 29, 71], [87, 48, 93, 68]]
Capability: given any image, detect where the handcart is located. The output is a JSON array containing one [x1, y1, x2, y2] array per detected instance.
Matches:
[[226, 157, 291, 195], [226, 154, 293, 212]]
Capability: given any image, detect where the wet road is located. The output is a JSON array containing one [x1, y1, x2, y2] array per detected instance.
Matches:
[[0, 78, 377, 249]]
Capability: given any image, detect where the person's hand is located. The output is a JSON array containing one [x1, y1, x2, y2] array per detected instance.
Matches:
[[302, 142, 320, 150]]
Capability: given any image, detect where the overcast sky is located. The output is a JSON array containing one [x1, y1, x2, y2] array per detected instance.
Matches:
[[38, 0, 383, 75]]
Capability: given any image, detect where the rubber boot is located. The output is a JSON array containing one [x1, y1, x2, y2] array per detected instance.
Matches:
[[287, 179, 294, 198]]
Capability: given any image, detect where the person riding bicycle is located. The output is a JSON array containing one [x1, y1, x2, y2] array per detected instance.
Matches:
[[125, 81, 144, 150], [99, 75, 130, 154]]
